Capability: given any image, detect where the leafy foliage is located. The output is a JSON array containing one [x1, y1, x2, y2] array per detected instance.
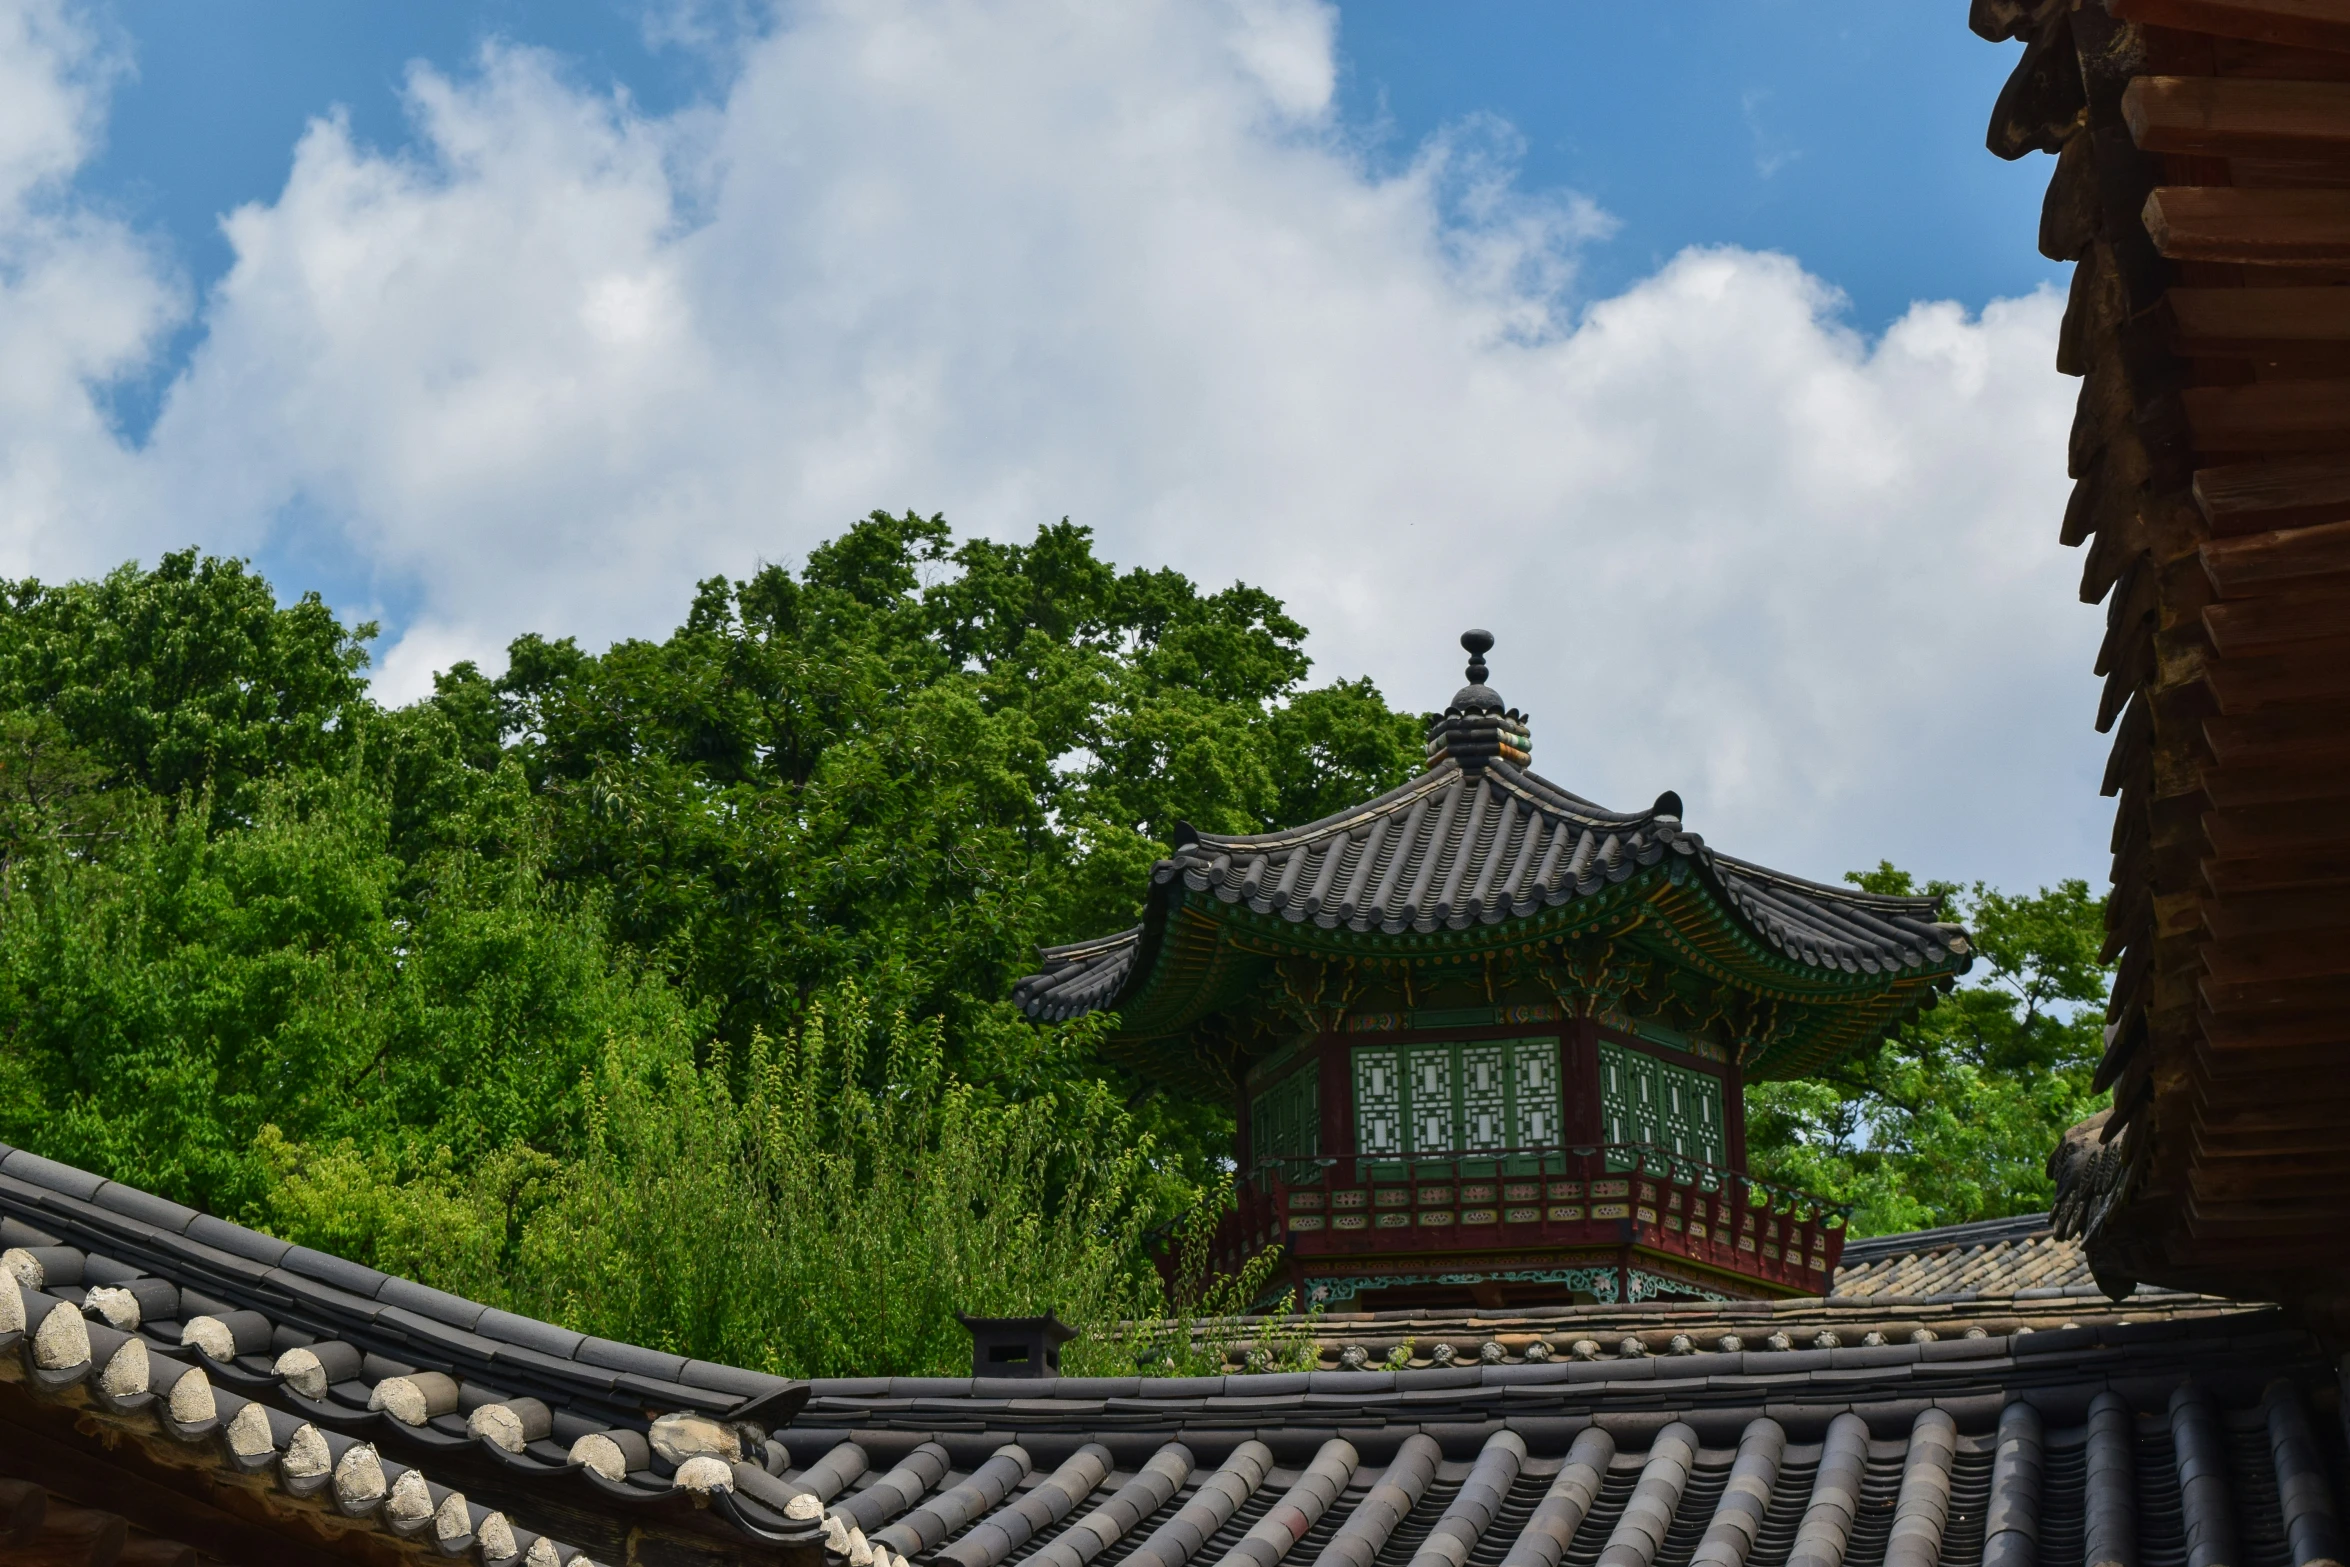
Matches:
[[1744, 863, 2111, 1236], [0, 522, 1422, 1368], [261, 985, 1167, 1378], [0, 550, 372, 827], [459, 514, 1422, 1123], [0, 769, 692, 1217], [1120, 1171, 1323, 1376], [0, 526, 2112, 1366]]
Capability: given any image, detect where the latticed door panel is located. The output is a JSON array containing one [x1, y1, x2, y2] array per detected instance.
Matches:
[[1693, 1075, 1723, 1165], [1601, 1040, 1726, 1173], [1628, 1050, 1662, 1145], [1599, 1046, 1629, 1145], [1352, 1037, 1562, 1158], [1658, 1065, 1725, 1167], [1661, 1070, 1693, 1159], [1460, 1044, 1509, 1150], [1405, 1044, 1455, 1153], [1250, 1068, 1318, 1166], [1354, 1047, 1403, 1156], [1513, 1042, 1560, 1146], [1599, 1042, 1662, 1168]]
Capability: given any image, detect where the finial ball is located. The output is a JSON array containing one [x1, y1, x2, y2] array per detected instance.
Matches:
[[1459, 628, 1494, 686]]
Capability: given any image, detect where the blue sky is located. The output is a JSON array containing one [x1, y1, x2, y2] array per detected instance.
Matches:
[[92, 2, 2057, 374], [3, 0, 2097, 891]]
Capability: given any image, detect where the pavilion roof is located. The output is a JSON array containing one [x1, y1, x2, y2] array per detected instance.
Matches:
[[1017, 761, 1964, 1019], [1015, 635, 1969, 1083]]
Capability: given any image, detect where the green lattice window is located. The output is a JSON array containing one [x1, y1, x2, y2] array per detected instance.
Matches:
[[1250, 1066, 1318, 1171], [1353, 1048, 1403, 1155], [1598, 1041, 1725, 1176], [1351, 1038, 1562, 1160]]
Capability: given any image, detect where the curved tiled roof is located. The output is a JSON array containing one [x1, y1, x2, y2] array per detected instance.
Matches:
[[1834, 1216, 2106, 1302], [1014, 759, 1968, 1025], [778, 1310, 2331, 1567], [7, 1147, 2335, 1567], [0, 1142, 822, 1565]]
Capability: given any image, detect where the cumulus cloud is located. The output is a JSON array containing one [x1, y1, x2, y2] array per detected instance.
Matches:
[[0, 0, 182, 568], [0, 0, 2100, 887]]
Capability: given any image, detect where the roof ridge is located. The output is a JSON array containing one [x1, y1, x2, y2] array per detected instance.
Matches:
[[1707, 850, 1952, 918], [0, 1141, 801, 1426], [1838, 1212, 2056, 1265]]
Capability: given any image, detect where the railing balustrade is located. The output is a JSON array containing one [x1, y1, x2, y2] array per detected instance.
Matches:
[[1205, 1141, 1849, 1296]]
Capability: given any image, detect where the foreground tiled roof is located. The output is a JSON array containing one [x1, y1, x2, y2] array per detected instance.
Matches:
[[1013, 760, 1968, 1024], [777, 1309, 2332, 1567], [7, 1147, 2337, 1567], [0, 1142, 822, 1567]]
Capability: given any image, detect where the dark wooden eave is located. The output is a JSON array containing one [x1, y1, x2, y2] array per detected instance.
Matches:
[[1974, 0, 2350, 1328]]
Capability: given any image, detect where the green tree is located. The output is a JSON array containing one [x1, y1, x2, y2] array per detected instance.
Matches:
[[259, 985, 1173, 1377], [0, 549, 373, 827], [1744, 862, 2111, 1235], [0, 767, 697, 1217], [462, 512, 1422, 1153], [0, 526, 1424, 1222]]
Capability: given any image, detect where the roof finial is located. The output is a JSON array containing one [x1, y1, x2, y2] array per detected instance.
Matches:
[[1424, 629, 1530, 772], [1462, 628, 1493, 687]]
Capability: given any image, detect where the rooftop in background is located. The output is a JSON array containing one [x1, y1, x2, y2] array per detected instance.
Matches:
[[1833, 1212, 2123, 1301], [1016, 629, 1970, 1084], [1015, 633, 1974, 1312], [1148, 1212, 2239, 1373]]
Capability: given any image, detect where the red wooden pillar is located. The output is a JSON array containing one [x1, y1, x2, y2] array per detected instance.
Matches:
[[1723, 1061, 1749, 1173], [1561, 1018, 1603, 1144], [1317, 1035, 1353, 1174]]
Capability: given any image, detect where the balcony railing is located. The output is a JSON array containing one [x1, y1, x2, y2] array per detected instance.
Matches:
[[1211, 1143, 1848, 1297]]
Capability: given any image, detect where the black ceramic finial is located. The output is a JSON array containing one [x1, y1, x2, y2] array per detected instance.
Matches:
[[1461, 628, 1494, 685]]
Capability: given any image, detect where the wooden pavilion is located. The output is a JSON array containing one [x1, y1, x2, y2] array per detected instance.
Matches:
[[1014, 634, 1973, 1311]]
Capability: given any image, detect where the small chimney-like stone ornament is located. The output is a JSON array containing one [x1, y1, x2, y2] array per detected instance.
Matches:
[[1423, 629, 1531, 772]]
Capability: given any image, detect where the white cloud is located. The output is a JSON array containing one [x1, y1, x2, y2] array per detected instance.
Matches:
[[0, 0, 2101, 890], [0, 0, 182, 570]]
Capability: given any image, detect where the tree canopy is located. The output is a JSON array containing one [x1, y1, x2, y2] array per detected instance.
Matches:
[[0, 520, 2109, 1369], [1744, 864, 2110, 1235]]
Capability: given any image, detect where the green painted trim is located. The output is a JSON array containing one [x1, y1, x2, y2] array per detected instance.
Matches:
[[1102, 859, 1966, 1088], [1412, 1006, 1503, 1029], [1298, 1266, 1625, 1308]]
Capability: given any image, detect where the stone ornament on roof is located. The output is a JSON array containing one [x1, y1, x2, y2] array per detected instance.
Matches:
[[1422, 629, 1532, 772]]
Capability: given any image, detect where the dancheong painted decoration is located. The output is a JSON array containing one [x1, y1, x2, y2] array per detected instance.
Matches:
[[1014, 633, 1974, 1310]]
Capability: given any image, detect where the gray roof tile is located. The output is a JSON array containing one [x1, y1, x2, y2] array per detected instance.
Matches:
[[182, 1214, 293, 1266], [372, 1274, 489, 1329], [576, 1336, 689, 1380], [279, 1245, 388, 1297], [1014, 760, 1966, 1022], [0, 1148, 108, 1200], [87, 1181, 199, 1232], [1, 1143, 2328, 1567]]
